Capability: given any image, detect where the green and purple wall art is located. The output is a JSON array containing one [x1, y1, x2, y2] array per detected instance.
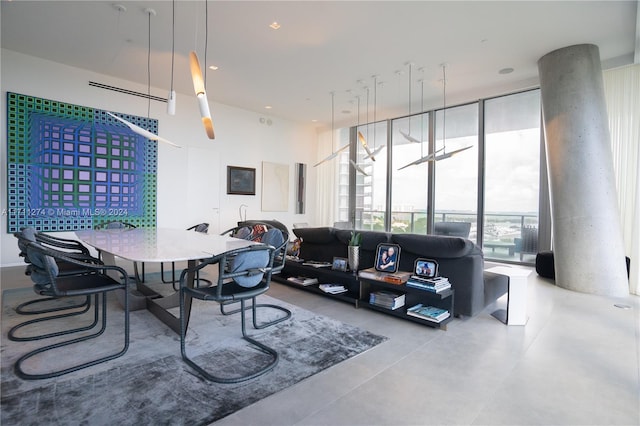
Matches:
[[5, 92, 157, 233]]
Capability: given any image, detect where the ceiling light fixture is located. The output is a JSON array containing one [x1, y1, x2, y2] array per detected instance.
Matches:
[[314, 91, 349, 167], [107, 8, 181, 148], [269, 21, 281, 30], [351, 95, 369, 176], [399, 63, 471, 169], [189, 0, 215, 139], [166, 0, 176, 115]]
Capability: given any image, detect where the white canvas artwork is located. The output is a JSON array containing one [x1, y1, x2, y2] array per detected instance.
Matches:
[[261, 161, 289, 212]]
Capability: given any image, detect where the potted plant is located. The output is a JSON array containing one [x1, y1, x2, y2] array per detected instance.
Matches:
[[348, 232, 361, 272]]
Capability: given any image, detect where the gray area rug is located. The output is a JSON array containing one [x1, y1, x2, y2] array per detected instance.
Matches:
[[1, 286, 387, 425]]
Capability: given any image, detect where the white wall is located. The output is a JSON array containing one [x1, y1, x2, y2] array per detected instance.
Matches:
[[0, 49, 318, 266]]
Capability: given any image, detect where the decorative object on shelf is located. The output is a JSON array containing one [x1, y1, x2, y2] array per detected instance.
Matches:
[[227, 166, 256, 195], [332, 257, 348, 272], [314, 92, 349, 167], [189, 0, 214, 139], [348, 232, 361, 272], [374, 243, 401, 273]]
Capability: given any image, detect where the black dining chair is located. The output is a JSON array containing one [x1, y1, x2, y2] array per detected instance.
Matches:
[[13, 228, 99, 317], [160, 223, 210, 290], [219, 223, 292, 329], [12, 240, 130, 380], [179, 243, 281, 383]]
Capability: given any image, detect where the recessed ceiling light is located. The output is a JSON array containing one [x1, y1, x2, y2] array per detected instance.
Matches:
[[269, 21, 281, 30], [499, 67, 514, 75], [311, 119, 318, 122], [209, 65, 219, 71], [265, 105, 272, 109]]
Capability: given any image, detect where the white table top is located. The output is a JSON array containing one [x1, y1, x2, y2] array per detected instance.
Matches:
[[76, 228, 257, 263]]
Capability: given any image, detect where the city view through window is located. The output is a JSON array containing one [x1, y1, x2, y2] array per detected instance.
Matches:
[[339, 89, 541, 264]]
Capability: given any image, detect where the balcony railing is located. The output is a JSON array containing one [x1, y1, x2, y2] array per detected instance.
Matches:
[[355, 210, 539, 263]]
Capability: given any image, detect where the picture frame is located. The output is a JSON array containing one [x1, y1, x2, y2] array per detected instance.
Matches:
[[227, 166, 256, 195], [332, 256, 348, 272], [374, 243, 401, 273], [413, 258, 438, 278]]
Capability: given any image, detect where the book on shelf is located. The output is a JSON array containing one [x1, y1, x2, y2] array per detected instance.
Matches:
[[301, 261, 332, 268], [358, 267, 412, 284], [286, 276, 319, 286], [405, 279, 451, 293], [369, 290, 405, 310], [319, 283, 348, 294], [408, 275, 449, 286], [406, 303, 450, 323]]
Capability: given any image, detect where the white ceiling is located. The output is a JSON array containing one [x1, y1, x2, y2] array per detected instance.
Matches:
[[2, 1, 638, 131]]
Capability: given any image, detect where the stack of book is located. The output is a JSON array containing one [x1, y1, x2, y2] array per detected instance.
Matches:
[[405, 275, 451, 293], [319, 283, 348, 294], [369, 290, 406, 310], [286, 276, 319, 286], [406, 303, 450, 323], [358, 267, 412, 284]]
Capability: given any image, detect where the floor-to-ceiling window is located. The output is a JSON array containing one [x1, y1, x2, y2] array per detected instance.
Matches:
[[342, 89, 543, 265], [391, 113, 430, 234], [483, 89, 541, 262], [433, 103, 479, 240], [354, 121, 387, 231]]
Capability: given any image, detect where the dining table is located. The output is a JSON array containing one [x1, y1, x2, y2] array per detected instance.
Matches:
[[75, 227, 258, 334]]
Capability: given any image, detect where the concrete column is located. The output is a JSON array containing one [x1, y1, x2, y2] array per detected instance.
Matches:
[[538, 44, 628, 297]]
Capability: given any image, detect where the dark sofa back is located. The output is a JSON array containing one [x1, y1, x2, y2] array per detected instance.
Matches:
[[335, 229, 391, 270], [293, 227, 345, 262]]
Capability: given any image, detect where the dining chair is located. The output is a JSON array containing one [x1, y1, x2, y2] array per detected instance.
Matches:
[[160, 223, 210, 290], [179, 244, 280, 383], [13, 228, 97, 316], [13, 240, 130, 380], [219, 223, 292, 329]]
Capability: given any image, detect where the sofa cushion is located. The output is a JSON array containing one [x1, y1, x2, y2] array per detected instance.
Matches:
[[293, 227, 344, 262], [293, 227, 336, 244]]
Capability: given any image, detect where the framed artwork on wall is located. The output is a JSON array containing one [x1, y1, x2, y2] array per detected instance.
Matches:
[[227, 166, 256, 195]]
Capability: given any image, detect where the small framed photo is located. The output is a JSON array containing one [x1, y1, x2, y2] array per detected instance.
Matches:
[[413, 258, 438, 279], [374, 243, 401, 273], [332, 257, 348, 272], [227, 166, 256, 195]]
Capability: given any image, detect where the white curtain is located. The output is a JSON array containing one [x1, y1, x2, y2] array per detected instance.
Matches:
[[603, 64, 640, 295], [314, 129, 338, 227]]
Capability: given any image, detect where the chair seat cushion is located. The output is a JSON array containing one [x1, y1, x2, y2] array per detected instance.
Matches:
[[230, 250, 270, 287]]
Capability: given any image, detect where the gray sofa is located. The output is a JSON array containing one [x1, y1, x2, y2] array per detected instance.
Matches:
[[282, 227, 507, 318]]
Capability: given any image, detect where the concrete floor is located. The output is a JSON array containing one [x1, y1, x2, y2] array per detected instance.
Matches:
[[2, 263, 639, 425]]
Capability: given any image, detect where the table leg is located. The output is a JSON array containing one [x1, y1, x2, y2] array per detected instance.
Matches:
[[144, 260, 195, 334]]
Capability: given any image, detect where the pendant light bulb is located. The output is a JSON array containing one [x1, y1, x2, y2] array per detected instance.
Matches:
[[167, 90, 176, 115], [189, 51, 215, 139]]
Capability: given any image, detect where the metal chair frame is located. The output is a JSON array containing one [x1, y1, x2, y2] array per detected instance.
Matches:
[[13, 242, 130, 380], [179, 244, 282, 383]]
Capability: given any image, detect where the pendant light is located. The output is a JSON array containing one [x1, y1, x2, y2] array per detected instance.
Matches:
[[398, 64, 470, 169], [434, 64, 472, 160], [107, 8, 181, 148], [166, 0, 176, 115], [190, 0, 215, 139], [314, 91, 349, 167], [351, 95, 369, 176]]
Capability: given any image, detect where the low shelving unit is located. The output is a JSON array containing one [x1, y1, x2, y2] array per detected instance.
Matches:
[[359, 276, 454, 330]]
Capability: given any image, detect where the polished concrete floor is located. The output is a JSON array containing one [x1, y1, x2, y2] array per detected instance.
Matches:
[[2, 263, 639, 425]]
